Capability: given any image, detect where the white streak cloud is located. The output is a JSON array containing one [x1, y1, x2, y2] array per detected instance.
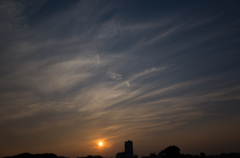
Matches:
[[107, 71, 122, 81]]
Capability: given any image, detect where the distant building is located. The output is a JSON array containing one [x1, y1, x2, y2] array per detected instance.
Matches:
[[116, 140, 134, 158], [125, 140, 134, 158], [116, 152, 126, 158], [149, 153, 159, 158]]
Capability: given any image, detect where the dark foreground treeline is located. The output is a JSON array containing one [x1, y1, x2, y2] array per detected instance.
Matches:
[[152, 146, 240, 158], [3, 146, 240, 158], [3, 153, 58, 158], [2, 153, 103, 158]]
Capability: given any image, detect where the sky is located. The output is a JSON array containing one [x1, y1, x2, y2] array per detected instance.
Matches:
[[1, 0, 240, 157]]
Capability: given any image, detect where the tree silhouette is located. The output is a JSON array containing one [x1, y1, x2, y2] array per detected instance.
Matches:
[[3, 153, 58, 158], [87, 156, 94, 158], [159, 146, 180, 158], [200, 153, 206, 158]]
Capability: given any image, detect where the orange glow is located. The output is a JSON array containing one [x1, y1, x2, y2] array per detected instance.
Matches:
[[98, 142, 103, 146]]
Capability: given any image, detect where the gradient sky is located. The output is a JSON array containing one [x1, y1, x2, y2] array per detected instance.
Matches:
[[1, 0, 240, 157]]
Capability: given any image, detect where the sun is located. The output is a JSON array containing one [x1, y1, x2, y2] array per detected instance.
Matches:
[[98, 142, 103, 146]]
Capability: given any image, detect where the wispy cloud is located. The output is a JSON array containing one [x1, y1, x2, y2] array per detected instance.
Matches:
[[107, 72, 122, 81], [0, 0, 27, 33], [1, 0, 240, 157], [97, 54, 100, 64]]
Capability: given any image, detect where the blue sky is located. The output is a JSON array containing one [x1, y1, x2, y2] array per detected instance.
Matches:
[[0, 0, 240, 157]]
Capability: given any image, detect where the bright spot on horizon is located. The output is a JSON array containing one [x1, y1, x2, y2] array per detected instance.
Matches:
[[98, 142, 103, 146]]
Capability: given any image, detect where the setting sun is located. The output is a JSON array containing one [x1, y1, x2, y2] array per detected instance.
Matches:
[[98, 142, 103, 146]]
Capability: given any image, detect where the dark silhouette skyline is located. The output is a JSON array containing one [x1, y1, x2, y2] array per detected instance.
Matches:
[[159, 146, 180, 158], [3, 153, 58, 158], [116, 140, 134, 158], [3, 141, 240, 158], [125, 141, 134, 158]]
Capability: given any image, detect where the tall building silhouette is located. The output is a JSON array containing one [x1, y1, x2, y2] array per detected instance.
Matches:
[[116, 140, 134, 158], [125, 140, 133, 158]]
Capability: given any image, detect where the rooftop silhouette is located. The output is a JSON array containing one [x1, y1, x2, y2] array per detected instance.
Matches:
[[116, 140, 134, 158], [2, 141, 240, 158]]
